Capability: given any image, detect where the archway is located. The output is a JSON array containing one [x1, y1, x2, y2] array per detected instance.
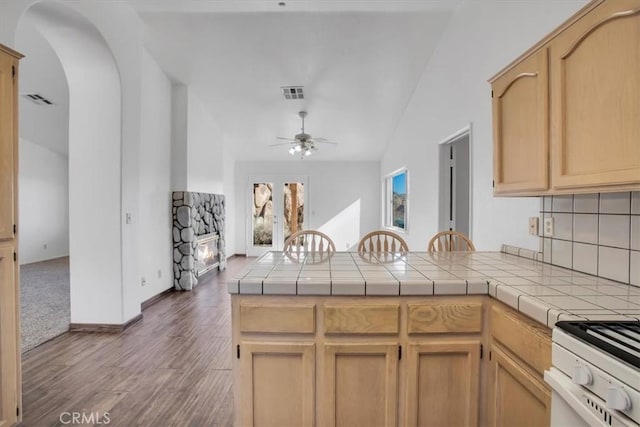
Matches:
[[14, 1, 132, 333]]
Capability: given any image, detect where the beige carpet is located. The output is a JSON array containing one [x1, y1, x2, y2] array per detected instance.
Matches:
[[20, 257, 70, 352]]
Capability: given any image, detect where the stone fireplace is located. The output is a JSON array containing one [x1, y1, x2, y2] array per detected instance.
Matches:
[[172, 191, 226, 291]]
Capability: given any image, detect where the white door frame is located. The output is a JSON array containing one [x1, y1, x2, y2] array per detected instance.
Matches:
[[245, 174, 309, 256], [437, 124, 473, 239]]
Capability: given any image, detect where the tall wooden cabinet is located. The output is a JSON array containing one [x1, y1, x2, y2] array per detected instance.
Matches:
[[490, 0, 640, 195], [0, 43, 23, 427]]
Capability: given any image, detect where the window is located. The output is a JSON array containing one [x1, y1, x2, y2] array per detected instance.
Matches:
[[383, 168, 408, 231]]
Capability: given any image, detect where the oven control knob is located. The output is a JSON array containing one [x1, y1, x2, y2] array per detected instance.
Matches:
[[572, 365, 593, 385], [606, 387, 631, 411]]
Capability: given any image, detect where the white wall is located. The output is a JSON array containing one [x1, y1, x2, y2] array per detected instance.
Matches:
[[380, 0, 588, 252], [171, 85, 225, 194], [18, 138, 69, 264], [186, 91, 225, 194], [235, 161, 380, 254], [223, 146, 236, 256], [171, 84, 188, 191], [138, 50, 173, 302]]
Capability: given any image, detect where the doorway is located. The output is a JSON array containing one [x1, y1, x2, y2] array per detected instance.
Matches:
[[438, 126, 472, 238], [246, 175, 308, 256]]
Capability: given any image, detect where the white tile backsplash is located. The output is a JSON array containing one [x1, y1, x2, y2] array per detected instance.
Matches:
[[573, 243, 598, 276], [598, 246, 629, 284], [552, 240, 573, 269], [553, 195, 573, 213], [632, 192, 640, 214], [541, 191, 636, 287], [598, 215, 630, 249], [631, 216, 640, 251], [631, 251, 640, 287], [543, 238, 551, 263], [554, 213, 573, 240], [573, 214, 598, 244], [600, 192, 631, 214], [574, 194, 599, 213]]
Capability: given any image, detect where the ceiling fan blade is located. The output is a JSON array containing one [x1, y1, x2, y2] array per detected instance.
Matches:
[[277, 136, 296, 142], [269, 142, 295, 147], [314, 140, 338, 145]]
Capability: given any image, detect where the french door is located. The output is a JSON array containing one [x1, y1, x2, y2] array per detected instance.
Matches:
[[246, 175, 308, 256]]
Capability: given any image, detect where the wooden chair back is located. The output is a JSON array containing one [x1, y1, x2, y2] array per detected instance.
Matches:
[[428, 231, 475, 252], [357, 230, 409, 254], [283, 230, 336, 260]]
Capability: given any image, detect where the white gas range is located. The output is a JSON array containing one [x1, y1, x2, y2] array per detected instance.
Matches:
[[545, 321, 640, 427]]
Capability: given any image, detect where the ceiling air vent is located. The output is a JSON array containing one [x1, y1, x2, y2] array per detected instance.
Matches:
[[21, 93, 55, 106], [281, 86, 304, 100]]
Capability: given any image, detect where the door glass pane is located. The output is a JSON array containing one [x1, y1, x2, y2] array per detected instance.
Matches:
[[253, 183, 273, 246], [283, 182, 304, 242]]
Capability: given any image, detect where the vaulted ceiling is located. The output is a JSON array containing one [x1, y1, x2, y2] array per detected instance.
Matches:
[[133, 1, 460, 161], [17, 1, 461, 161]]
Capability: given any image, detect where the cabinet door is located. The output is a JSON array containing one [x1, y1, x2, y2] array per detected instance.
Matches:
[[0, 54, 15, 240], [0, 245, 19, 427], [487, 345, 551, 427], [492, 48, 549, 194], [405, 341, 481, 427], [550, 0, 640, 189], [323, 343, 398, 427], [239, 342, 315, 427]]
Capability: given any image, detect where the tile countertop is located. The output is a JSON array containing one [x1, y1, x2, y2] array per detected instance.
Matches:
[[228, 251, 640, 328]]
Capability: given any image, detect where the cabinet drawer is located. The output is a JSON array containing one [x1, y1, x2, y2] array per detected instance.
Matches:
[[240, 303, 315, 333], [490, 304, 551, 375], [324, 304, 399, 334], [408, 303, 483, 334]]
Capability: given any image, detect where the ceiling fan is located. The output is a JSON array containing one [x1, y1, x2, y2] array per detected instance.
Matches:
[[271, 111, 337, 158]]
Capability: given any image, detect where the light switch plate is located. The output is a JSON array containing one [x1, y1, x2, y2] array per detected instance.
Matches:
[[528, 217, 539, 235], [544, 217, 554, 237]]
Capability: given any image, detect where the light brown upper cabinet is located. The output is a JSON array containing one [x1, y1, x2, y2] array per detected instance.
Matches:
[[550, 0, 640, 190], [491, 49, 549, 194], [490, 0, 640, 196]]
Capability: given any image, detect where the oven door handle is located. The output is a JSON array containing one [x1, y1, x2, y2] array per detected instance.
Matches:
[[544, 368, 634, 427]]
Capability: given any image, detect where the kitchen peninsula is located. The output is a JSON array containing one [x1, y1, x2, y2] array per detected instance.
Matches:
[[229, 249, 640, 427]]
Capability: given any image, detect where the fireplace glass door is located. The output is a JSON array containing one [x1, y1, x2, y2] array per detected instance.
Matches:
[[247, 176, 308, 256]]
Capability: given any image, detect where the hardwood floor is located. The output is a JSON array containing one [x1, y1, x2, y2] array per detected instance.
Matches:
[[21, 256, 254, 427]]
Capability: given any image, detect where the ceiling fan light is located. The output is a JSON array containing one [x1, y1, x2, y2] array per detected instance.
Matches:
[[294, 144, 302, 152], [304, 149, 312, 156], [288, 147, 295, 155]]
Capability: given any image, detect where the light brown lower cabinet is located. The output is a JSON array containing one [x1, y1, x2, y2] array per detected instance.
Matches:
[[233, 296, 487, 426], [487, 302, 552, 427], [405, 341, 481, 427], [487, 345, 551, 427], [323, 343, 399, 427], [238, 341, 316, 427]]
